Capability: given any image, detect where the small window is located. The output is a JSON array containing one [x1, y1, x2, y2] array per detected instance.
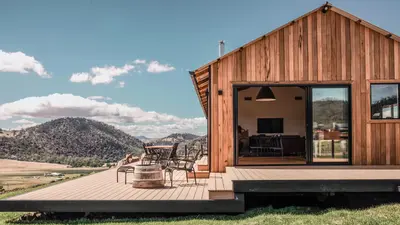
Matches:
[[371, 84, 400, 119]]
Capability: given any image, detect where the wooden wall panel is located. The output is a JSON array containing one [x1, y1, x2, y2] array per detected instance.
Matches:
[[210, 63, 219, 172], [208, 9, 400, 172], [370, 124, 400, 165]]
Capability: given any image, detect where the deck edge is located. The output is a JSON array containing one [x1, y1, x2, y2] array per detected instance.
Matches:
[[0, 194, 245, 213]]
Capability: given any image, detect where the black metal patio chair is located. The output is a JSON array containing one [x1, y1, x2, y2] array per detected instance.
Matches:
[[164, 148, 202, 187], [141, 143, 158, 165]]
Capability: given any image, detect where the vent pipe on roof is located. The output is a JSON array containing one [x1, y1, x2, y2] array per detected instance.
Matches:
[[219, 40, 225, 57]]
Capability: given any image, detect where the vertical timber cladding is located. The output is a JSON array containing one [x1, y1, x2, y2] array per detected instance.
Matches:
[[207, 8, 400, 172]]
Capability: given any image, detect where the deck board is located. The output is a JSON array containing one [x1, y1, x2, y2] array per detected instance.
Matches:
[[229, 166, 400, 180], [8, 165, 209, 201], [9, 164, 400, 202], [197, 156, 208, 165]]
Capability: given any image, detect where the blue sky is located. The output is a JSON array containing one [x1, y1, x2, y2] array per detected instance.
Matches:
[[0, 0, 399, 137]]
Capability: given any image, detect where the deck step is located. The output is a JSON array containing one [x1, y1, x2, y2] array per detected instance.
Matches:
[[197, 164, 209, 172], [207, 172, 234, 199], [209, 191, 235, 200], [187, 171, 209, 179]]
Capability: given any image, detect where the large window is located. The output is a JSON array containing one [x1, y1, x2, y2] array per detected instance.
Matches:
[[371, 84, 400, 119]]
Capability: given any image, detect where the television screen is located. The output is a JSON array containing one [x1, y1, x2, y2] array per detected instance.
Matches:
[[257, 118, 284, 133]]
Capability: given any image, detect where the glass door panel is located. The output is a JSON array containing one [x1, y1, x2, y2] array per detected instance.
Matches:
[[311, 87, 350, 163]]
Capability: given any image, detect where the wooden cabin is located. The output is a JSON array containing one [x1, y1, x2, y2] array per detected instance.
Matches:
[[191, 3, 400, 173], [3, 3, 400, 214]]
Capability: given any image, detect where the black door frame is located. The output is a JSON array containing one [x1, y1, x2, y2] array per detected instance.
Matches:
[[233, 83, 352, 166], [307, 84, 352, 165]]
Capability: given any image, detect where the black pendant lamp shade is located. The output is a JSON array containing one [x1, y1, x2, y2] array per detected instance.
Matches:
[[256, 87, 276, 101]]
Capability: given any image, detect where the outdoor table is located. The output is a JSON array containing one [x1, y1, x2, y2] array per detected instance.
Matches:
[[144, 145, 174, 164]]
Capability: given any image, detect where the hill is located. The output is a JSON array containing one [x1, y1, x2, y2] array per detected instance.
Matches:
[[135, 135, 156, 143], [313, 99, 349, 129], [0, 118, 143, 167], [150, 133, 200, 145], [150, 133, 206, 156]]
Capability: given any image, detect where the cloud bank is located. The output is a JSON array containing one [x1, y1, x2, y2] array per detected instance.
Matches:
[[147, 61, 175, 73], [0, 94, 206, 137], [0, 50, 50, 78], [70, 64, 134, 85]]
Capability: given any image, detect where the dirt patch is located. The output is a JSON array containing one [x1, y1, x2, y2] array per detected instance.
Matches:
[[0, 159, 69, 173], [0, 159, 106, 191]]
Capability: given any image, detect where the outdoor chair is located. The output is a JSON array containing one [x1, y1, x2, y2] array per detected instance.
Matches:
[[200, 145, 208, 157], [141, 143, 158, 165], [116, 165, 135, 184], [156, 146, 174, 169], [164, 148, 202, 187], [169, 142, 180, 164]]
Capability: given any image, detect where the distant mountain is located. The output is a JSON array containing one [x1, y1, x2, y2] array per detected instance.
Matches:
[[313, 99, 349, 129], [0, 118, 143, 167], [135, 135, 156, 143], [150, 133, 206, 156], [150, 133, 200, 145], [186, 135, 207, 149]]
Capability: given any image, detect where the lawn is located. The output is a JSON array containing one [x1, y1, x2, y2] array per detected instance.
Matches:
[[1, 204, 400, 225]]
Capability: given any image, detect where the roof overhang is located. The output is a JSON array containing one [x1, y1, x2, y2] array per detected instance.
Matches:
[[190, 68, 209, 118]]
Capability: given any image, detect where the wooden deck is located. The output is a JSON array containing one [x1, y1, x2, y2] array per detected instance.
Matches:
[[208, 173, 233, 199], [227, 166, 400, 193], [227, 166, 400, 181], [4, 162, 400, 213], [8, 167, 209, 201], [0, 157, 244, 213]]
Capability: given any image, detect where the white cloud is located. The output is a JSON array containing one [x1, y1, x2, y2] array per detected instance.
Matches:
[[0, 93, 206, 137], [70, 64, 134, 85], [118, 81, 125, 88], [113, 123, 205, 138], [90, 64, 133, 85], [147, 61, 175, 73], [12, 119, 36, 124], [0, 115, 12, 120], [11, 119, 38, 130], [87, 96, 112, 101], [0, 50, 50, 78], [69, 72, 91, 83], [133, 59, 146, 64]]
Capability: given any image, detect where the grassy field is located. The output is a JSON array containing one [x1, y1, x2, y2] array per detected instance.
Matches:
[[0, 159, 106, 191], [1, 204, 400, 225]]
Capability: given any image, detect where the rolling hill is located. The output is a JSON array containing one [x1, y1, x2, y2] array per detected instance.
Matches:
[[0, 118, 143, 167]]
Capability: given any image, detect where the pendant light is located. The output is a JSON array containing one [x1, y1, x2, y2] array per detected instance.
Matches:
[[256, 87, 276, 101]]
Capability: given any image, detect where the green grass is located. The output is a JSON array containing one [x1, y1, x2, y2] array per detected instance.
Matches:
[[2, 204, 400, 225]]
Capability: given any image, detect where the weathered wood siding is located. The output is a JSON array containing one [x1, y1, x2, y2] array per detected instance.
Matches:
[[209, 10, 400, 172]]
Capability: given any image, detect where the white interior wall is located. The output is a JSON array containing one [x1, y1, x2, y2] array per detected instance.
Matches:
[[238, 87, 306, 136]]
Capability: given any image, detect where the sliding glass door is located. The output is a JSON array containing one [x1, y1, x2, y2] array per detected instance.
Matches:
[[310, 86, 350, 163]]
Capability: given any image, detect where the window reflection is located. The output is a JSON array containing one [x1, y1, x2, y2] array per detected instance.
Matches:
[[371, 84, 399, 119], [312, 87, 349, 162]]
